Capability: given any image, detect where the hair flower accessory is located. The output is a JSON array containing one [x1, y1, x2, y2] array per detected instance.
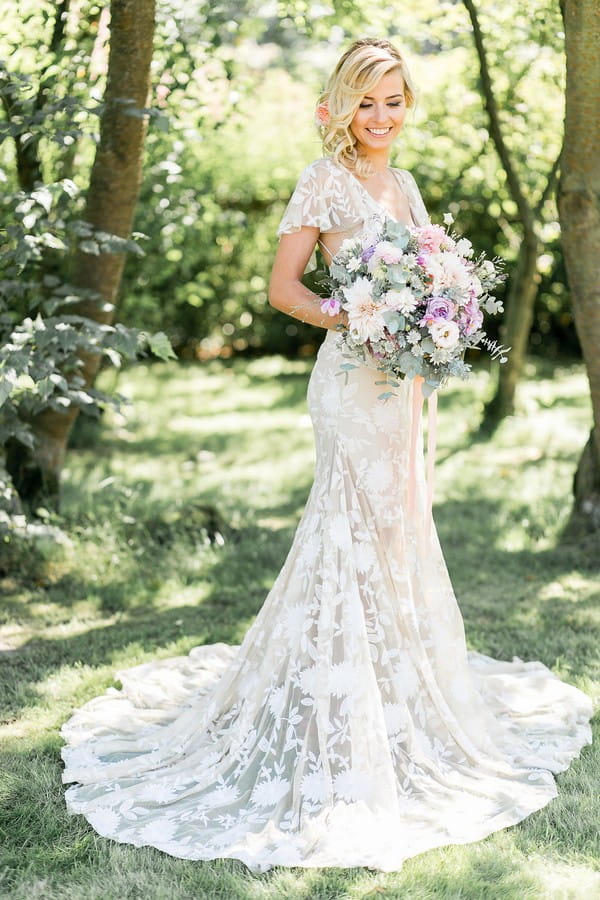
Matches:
[[315, 101, 330, 127]]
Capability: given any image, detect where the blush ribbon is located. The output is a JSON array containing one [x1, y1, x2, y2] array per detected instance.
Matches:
[[407, 375, 437, 538]]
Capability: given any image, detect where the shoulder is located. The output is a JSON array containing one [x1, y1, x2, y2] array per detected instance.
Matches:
[[279, 157, 360, 236], [391, 167, 418, 187], [288, 157, 350, 203], [296, 157, 344, 183]]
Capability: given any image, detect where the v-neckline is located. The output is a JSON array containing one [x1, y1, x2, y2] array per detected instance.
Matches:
[[333, 160, 416, 227]]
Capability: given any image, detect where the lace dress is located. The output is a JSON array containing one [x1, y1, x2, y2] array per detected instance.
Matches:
[[61, 158, 593, 872]]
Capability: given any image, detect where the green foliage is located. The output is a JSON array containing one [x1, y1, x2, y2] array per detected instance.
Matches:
[[0, 174, 174, 452], [0, 7, 175, 503], [114, 0, 573, 361], [0, 1, 576, 368]]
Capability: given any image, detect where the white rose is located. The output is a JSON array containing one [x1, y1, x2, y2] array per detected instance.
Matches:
[[429, 319, 460, 349]]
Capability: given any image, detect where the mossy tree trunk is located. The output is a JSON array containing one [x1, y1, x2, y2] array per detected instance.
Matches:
[[558, 0, 600, 535], [7, 0, 156, 510]]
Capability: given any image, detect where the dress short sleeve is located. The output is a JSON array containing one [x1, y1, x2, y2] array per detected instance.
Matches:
[[276, 159, 355, 237]]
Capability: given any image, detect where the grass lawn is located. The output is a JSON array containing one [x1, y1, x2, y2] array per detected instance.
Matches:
[[0, 355, 598, 899]]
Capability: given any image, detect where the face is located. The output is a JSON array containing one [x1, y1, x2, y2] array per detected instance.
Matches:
[[350, 69, 407, 154]]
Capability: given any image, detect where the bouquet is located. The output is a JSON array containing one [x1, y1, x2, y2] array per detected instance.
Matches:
[[320, 215, 506, 396]]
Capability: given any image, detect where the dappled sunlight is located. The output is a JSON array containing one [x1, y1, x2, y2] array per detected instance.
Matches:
[[532, 858, 600, 897], [2, 0, 597, 888], [64, 360, 316, 516], [2, 356, 598, 896]]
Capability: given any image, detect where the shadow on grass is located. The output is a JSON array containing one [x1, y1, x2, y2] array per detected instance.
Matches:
[[3, 489, 598, 727], [0, 484, 306, 721]]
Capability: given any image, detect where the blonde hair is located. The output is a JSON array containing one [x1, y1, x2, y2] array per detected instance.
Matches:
[[317, 38, 416, 178]]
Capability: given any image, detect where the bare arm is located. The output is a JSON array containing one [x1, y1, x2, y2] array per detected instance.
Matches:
[[268, 227, 347, 331]]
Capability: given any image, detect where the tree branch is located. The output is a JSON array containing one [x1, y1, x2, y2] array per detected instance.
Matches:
[[462, 0, 535, 234], [535, 146, 562, 216], [34, 0, 71, 113]]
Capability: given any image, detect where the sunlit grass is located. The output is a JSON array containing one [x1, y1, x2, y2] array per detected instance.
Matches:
[[0, 355, 598, 899]]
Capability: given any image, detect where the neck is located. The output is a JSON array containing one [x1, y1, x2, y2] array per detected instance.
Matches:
[[358, 148, 391, 176]]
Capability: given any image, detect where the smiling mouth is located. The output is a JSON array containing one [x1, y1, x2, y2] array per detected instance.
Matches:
[[367, 127, 392, 136]]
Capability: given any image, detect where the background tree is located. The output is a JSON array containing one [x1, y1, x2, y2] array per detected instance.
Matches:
[[113, 1, 572, 372], [461, 0, 563, 429], [2, 0, 161, 510], [558, 0, 600, 535], [0, 0, 580, 514]]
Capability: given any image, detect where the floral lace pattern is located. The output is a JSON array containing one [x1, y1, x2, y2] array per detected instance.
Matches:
[[276, 157, 429, 238], [61, 160, 593, 872]]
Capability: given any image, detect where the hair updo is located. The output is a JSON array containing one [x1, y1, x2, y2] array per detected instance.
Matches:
[[316, 38, 416, 178]]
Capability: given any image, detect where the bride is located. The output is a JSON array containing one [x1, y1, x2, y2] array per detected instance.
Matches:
[[61, 38, 593, 872]]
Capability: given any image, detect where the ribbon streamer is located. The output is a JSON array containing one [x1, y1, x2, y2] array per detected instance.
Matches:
[[407, 375, 437, 538]]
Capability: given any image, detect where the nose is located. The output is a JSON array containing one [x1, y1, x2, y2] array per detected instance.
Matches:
[[370, 103, 389, 123]]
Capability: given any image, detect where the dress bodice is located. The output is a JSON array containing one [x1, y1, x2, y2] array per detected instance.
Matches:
[[277, 157, 430, 266], [278, 157, 429, 232]]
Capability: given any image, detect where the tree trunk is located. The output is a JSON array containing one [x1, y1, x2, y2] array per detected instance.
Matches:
[[558, 0, 600, 536], [482, 231, 539, 426], [7, 0, 156, 510], [462, 0, 558, 433]]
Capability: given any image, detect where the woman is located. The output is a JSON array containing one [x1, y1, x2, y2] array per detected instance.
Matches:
[[61, 38, 593, 872]]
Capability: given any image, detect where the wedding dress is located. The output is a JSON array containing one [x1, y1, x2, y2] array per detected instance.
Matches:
[[61, 158, 593, 872]]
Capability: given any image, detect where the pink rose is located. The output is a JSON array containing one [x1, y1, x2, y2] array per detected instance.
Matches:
[[373, 241, 404, 265], [315, 101, 330, 126], [413, 224, 453, 255]]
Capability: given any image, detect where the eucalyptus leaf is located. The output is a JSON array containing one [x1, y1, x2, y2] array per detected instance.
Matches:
[[421, 380, 438, 398], [382, 309, 401, 334]]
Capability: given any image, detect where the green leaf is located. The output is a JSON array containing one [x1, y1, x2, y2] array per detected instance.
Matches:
[[103, 348, 123, 368], [387, 265, 408, 284], [386, 221, 410, 245], [14, 372, 36, 391], [79, 240, 100, 255], [0, 378, 13, 407], [41, 233, 67, 250], [382, 309, 401, 334], [31, 187, 52, 213], [301, 268, 331, 298], [421, 380, 438, 398], [148, 331, 176, 361]]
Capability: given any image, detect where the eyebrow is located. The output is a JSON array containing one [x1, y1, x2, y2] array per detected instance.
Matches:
[[362, 93, 404, 100]]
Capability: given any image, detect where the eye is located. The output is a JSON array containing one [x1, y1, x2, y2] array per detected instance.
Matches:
[[359, 103, 373, 108]]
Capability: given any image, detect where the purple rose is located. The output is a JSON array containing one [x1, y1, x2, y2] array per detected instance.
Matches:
[[361, 245, 376, 262], [425, 297, 456, 320]]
